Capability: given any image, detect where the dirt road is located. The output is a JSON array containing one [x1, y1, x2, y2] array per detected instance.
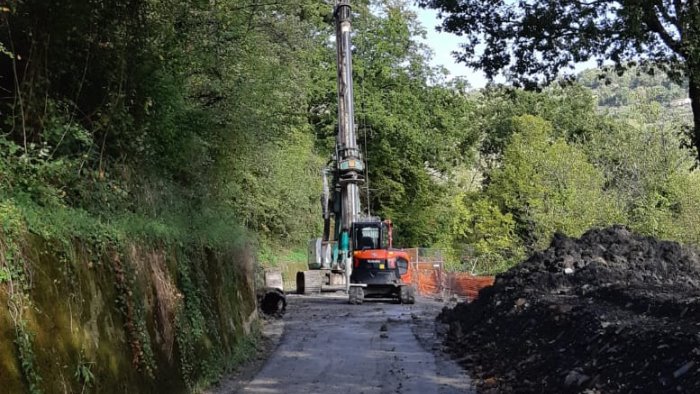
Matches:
[[228, 294, 473, 394]]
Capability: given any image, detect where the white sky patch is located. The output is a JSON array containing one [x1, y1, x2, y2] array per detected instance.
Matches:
[[412, 6, 491, 89]]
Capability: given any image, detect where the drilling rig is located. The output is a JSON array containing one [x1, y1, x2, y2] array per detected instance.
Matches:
[[296, 0, 415, 305]]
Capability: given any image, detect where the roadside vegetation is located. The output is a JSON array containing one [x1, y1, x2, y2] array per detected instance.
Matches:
[[0, 0, 697, 392]]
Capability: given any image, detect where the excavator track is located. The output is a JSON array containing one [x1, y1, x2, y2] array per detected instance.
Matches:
[[296, 270, 323, 295]]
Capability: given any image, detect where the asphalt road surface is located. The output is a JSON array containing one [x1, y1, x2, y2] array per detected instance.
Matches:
[[236, 293, 473, 394]]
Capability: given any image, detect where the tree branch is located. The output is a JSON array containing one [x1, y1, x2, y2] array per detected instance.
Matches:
[[567, 0, 613, 6], [644, 5, 683, 55], [656, 1, 678, 25], [673, 0, 683, 20], [4, 14, 27, 152]]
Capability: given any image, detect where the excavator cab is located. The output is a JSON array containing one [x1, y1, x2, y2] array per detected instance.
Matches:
[[353, 221, 388, 250]]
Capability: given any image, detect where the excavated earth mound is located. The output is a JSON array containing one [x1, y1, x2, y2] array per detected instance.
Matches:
[[440, 226, 700, 393]]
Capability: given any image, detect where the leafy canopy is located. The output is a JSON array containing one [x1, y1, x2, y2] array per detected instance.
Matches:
[[487, 115, 622, 250], [419, 0, 700, 158], [418, 0, 699, 85]]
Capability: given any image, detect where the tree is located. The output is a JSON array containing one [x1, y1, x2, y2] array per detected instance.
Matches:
[[445, 193, 524, 273], [474, 84, 602, 160], [582, 104, 700, 243], [418, 0, 700, 159], [487, 115, 622, 250]]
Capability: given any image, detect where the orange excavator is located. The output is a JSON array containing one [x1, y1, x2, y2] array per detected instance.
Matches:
[[349, 219, 415, 304], [296, 0, 415, 304]]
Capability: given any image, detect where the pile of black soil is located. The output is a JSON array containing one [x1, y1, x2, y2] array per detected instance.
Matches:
[[441, 226, 700, 393]]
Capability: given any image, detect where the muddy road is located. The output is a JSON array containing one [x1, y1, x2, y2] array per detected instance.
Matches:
[[216, 294, 473, 394]]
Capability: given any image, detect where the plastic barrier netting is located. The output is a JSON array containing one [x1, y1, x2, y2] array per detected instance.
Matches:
[[403, 248, 495, 300]]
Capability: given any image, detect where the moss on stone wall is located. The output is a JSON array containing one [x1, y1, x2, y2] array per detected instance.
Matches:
[[0, 218, 258, 393]]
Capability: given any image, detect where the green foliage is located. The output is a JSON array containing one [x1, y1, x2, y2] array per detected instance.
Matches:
[[74, 350, 96, 389], [577, 66, 693, 140], [112, 248, 156, 378], [662, 171, 700, 245], [441, 193, 524, 274], [14, 320, 41, 394], [0, 267, 9, 283], [0, 190, 257, 391], [417, 0, 697, 85], [0, 0, 329, 252], [583, 113, 700, 242], [175, 268, 206, 389], [578, 67, 689, 108], [419, 0, 700, 159], [487, 115, 622, 250], [475, 84, 603, 158], [0, 37, 333, 394], [585, 121, 694, 204], [307, 2, 479, 246], [1, 201, 42, 393], [443, 74, 700, 273], [223, 130, 323, 244], [174, 243, 253, 391], [0, 0, 483, 260]]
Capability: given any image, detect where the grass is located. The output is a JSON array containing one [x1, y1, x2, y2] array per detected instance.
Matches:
[[257, 243, 308, 291]]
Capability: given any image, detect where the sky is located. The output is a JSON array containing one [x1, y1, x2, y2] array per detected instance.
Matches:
[[412, 5, 598, 89], [411, 6, 490, 88]]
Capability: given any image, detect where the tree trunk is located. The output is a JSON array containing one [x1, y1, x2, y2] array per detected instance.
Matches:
[[691, 72, 700, 161]]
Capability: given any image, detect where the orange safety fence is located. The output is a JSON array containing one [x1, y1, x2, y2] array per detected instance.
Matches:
[[414, 263, 442, 295], [446, 273, 495, 301], [403, 248, 495, 301], [411, 269, 494, 300]]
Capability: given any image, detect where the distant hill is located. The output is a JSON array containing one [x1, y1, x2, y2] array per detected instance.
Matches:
[[576, 67, 692, 126]]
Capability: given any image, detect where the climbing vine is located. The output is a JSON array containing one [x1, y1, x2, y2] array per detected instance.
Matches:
[[0, 202, 41, 393], [112, 252, 156, 378], [174, 252, 206, 389]]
